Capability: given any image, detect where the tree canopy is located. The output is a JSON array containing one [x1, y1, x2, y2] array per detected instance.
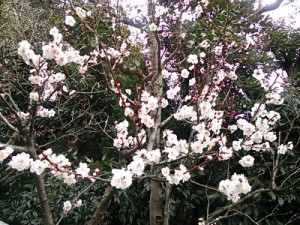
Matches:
[[0, 0, 299, 225]]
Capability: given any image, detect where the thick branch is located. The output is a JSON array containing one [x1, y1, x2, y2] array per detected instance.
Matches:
[[117, 63, 144, 78], [0, 142, 28, 152], [163, 184, 172, 225], [257, 0, 285, 14], [27, 135, 54, 225], [34, 174, 55, 225], [86, 185, 116, 225]]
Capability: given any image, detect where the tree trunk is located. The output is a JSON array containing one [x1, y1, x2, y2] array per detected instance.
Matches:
[[147, 0, 165, 224], [150, 180, 164, 225]]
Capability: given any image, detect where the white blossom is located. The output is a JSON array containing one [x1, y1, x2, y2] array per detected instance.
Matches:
[[232, 141, 242, 151], [166, 86, 180, 99], [163, 147, 180, 161], [155, 6, 167, 17], [189, 78, 196, 86], [264, 132, 277, 142], [161, 167, 170, 177], [124, 107, 134, 117], [146, 149, 161, 163], [8, 152, 32, 171], [75, 7, 87, 19], [266, 93, 284, 105], [36, 107, 56, 118], [253, 68, 265, 81], [63, 201, 72, 214], [187, 54, 198, 64], [29, 92, 39, 102], [140, 114, 155, 128], [218, 146, 233, 160], [239, 155, 255, 167], [111, 169, 133, 189], [141, 91, 150, 102], [75, 162, 90, 178], [199, 101, 214, 119], [74, 199, 82, 208], [0, 147, 14, 162], [199, 40, 210, 48], [228, 125, 237, 133], [214, 46, 223, 56], [30, 160, 48, 175], [219, 173, 251, 202], [181, 69, 189, 78], [63, 174, 76, 185], [277, 143, 292, 155], [127, 158, 145, 177], [149, 23, 157, 31], [65, 15, 76, 27], [147, 96, 159, 111], [191, 141, 204, 154], [160, 98, 168, 108], [166, 164, 190, 184]]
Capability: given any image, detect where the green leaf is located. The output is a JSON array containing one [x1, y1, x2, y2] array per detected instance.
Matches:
[[278, 197, 284, 205]]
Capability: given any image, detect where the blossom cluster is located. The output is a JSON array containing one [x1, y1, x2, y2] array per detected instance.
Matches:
[[239, 155, 255, 167], [110, 148, 160, 189], [219, 173, 251, 202], [278, 142, 293, 155], [252, 68, 286, 104], [113, 119, 147, 149], [110, 147, 191, 189], [1, 147, 92, 186], [231, 103, 288, 153], [17, 14, 134, 119], [161, 165, 191, 185], [17, 25, 91, 118], [63, 199, 82, 214], [162, 130, 189, 161]]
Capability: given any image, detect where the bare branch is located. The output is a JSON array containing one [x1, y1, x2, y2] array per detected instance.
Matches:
[[190, 180, 219, 192], [206, 188, 271, 224], [0, 112, 19, 133]]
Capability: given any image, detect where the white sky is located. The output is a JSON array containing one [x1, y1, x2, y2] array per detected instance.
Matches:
[[262, 0, 300, 28]]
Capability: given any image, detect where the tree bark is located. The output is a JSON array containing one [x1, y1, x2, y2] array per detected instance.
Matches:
[[150, 180, 164, 225], [86, 185, 116, 225], [34, 174, 55, 225], [147, 0, 164, 221], [163, 184, 172, 225], [27, 135, 55, 225]]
